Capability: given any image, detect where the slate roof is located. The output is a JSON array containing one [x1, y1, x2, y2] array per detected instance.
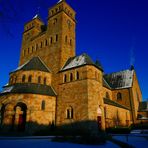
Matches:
[[104, 69, 134, 89], [103, 78, 112, 89], [61, 53, 103, 71], [0, 83, 56, 96], [11, 57, 50, 73], [138, 101, 148, 112], [104, 98, 130, 110]]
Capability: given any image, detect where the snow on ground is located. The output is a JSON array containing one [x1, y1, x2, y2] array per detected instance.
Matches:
[[112, 135, 148, 148], [0, 138, 119, 148]]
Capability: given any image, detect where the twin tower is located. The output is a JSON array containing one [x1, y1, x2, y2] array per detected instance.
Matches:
[[20, 0, 76, 75]]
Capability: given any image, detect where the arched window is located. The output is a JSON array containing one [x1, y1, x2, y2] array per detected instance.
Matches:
[[22, 75, 26, 83], [28, 75, 32, 83], [38, 76, 41, 83], [56, 34, 58, 42], [70, 73, 73, 81], [66, 106, 73, 119], [41, 100, 45, 110], [70, 39, 72, 46], [106, 92, 110, 99], [76, 71, 79, 80], [28, 48, 30, 54], [50, 37, 53, 44], [36, 44, 38, 51], [65, 36, 68, 43], [64, 74, 67, 83], [40, 42, 43, 48], [117, 92, 122, 100], [44, 77, 46, 85]]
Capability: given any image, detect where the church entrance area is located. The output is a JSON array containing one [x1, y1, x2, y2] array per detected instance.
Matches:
[[97, 106, 102, 130], [14, 103, 27, 132]]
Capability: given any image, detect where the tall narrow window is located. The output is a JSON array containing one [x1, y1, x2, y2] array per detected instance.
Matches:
[[40, 42, 42, 48], [56, 34, 58, 42], [76, 71, 79, 80], [36, 44, 38, 51], [28, 48, 30, 54], [64, 74, 67, 83], [117, 92, 122, 100], [45, 39, 48, 46], [44, 77, 47, 85], [50, 37, 53, 44], [41, 100, 45, 110], [38, 76, 41, 83], [22, 75, 26, 83], [28, 75, 32, 83], [66, 106, 73, 119], [70, 39, 72, 46], [70, 73, 73, 81], [65, 36, 68, 43]]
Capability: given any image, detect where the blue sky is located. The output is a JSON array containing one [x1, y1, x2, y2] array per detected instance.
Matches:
[[0, 0, 148, 100]]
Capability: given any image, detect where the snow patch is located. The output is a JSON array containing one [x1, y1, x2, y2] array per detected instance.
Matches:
[[1, 86, 13, 93], [13, 60, 30, 72], [57, 0, 63, 4], [33, 14, 38, 19], [111, 70, 134, 89], [62, 55, 87, 70]]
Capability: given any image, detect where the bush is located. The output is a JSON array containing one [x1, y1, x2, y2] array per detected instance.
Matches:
[[106, 127, 130, 134], [130, 123, 148, 130], [52, 133, 106, 145]]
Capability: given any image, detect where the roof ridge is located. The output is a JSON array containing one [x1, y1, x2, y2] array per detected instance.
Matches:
[[105, 69, 134, 76]]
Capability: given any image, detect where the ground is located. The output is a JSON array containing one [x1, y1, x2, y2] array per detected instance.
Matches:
[[0, 135, 148, 148], [0, 137, 118, 148]]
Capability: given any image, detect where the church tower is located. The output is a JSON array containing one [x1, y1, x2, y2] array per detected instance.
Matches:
[[19, 0, 76, 74], [47, 0, 76, 72]]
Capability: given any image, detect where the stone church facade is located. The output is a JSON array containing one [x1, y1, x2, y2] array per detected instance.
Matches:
[[0, 0, 147, 134]]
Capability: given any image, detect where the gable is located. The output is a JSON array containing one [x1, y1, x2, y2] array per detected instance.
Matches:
[[10, 56, 51, 73]]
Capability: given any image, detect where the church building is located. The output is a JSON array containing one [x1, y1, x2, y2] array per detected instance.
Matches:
[[0, 0, 147, 134]]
